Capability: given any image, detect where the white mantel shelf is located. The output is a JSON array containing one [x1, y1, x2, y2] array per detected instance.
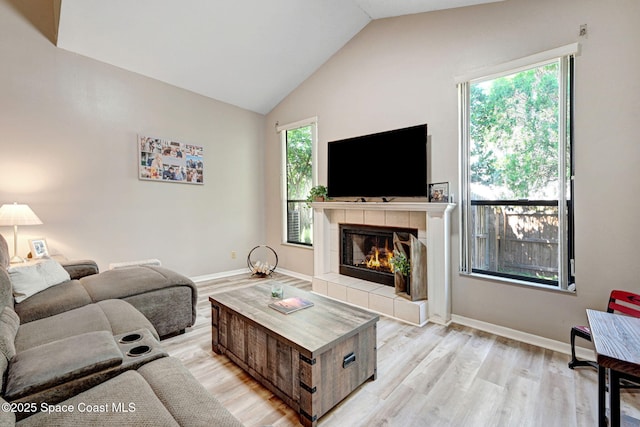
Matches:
[[311, 201, 455, 213], [311, 201, 456, 326]]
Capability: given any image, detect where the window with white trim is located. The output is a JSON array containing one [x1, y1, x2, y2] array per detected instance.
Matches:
[[458, 46, 576, 290], [279, 118, 317, 246]]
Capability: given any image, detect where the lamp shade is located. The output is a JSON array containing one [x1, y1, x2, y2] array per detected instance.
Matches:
[[0, 203, 43, 226]]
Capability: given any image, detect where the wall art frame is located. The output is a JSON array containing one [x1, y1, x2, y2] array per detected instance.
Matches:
[[138, 135, 204, 184]]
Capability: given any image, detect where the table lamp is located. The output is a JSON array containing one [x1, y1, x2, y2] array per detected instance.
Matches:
[[0, 202, 43, 263]]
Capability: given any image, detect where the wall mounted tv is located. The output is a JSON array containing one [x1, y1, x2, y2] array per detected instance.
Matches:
[[327, 124, 428, 199]]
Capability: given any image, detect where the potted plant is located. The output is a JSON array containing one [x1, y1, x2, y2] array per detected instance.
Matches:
[[390, 250, 411, 293], [306, 185, 329, 206], [390, 250, 410, 277]]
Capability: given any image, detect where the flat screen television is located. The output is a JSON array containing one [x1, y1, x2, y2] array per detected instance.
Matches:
[[327, 124, 428, 199]]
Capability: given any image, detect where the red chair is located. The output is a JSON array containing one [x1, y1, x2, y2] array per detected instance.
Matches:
[[568, 289, 640, 369]]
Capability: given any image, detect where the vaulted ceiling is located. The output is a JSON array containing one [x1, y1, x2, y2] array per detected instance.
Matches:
[[56, 0, 504, 114]]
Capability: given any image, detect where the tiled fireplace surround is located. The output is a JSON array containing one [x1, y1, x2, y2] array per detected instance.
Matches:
[[311, 202, 455, 326]]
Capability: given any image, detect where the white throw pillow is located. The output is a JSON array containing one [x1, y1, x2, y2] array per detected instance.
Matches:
[[8, 258, 70, 303], [7, 264, 46, 303], [38, 258, 71, 288]]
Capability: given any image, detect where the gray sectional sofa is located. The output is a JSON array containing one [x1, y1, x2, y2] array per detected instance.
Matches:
[[0, 234, 243, 426]]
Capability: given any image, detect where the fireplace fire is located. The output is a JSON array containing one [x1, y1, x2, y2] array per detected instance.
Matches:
[[340, 224, 417, 287], [362, 239, 393, 272]]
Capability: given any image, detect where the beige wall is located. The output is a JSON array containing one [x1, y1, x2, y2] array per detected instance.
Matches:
[[265, 0, 640, 341], [0, 0, 266, 276]]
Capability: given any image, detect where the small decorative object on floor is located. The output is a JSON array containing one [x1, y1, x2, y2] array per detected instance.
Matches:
[[247, 245, 278, 277], [253, 260, 273, 276]]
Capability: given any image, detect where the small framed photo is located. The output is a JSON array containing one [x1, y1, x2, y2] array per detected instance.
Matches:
[[28, 238, 49, 258], [428, 182, 449, 202]]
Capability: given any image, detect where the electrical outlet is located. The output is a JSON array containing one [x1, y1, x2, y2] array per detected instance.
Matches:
[[579, 24, 588, 38], [231, 251, 236, 259]]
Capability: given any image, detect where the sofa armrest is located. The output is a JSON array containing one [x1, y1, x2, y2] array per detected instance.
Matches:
[[58, 259, 99, 279], [0, 398, 15, 426], [5, 331, 122, 400]]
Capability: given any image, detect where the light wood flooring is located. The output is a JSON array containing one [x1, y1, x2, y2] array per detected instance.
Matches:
[[163, 272, 640, 426]]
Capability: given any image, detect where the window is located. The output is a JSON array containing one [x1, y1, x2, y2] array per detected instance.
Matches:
[[279, 118, 317, 246], [458, 46, 576, 290]]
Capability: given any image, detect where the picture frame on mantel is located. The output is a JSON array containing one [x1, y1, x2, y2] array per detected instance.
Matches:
[[428, 182, 449, 202]]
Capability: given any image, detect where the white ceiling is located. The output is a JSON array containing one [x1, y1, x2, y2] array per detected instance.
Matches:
[[56, 0, 503, 114]]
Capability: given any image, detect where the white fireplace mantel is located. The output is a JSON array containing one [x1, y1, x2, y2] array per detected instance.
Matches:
[[313, 201, 455, 213], [311, 201, 456, 325]]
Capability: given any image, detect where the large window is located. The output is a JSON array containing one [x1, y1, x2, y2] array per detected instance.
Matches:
[[458, 46, 576, 290], [279, 118, 317, 246]]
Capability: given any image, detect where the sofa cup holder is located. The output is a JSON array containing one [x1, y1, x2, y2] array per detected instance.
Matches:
[[126, 345, 152, 357], [119, 333, 143, 344]]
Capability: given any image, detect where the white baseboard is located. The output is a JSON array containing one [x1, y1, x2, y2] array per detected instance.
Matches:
[[190, 269, 248, 283], [274, 268, 312, 282], [452, 314, 594, 360]]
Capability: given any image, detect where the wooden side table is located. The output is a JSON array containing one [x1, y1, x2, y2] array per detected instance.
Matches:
[[587, 309, 640, 427]]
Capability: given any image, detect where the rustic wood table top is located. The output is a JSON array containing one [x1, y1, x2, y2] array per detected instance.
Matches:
[[586, 309, 640, 377], [209, 282, 379, 356]]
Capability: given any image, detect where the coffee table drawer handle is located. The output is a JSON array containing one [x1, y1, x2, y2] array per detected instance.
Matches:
[[343, 352, 356, 368]]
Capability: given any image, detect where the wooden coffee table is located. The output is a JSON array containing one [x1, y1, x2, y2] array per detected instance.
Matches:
[[209, 282, 379, 426]]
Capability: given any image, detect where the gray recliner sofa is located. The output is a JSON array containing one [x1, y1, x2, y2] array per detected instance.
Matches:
[[0, 234, 243, 426], [10, 356, 243, 426]]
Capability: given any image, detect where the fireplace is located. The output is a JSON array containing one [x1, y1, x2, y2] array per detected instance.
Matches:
[[339, 224, 418, 287], [312, 202, 455, 325]]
